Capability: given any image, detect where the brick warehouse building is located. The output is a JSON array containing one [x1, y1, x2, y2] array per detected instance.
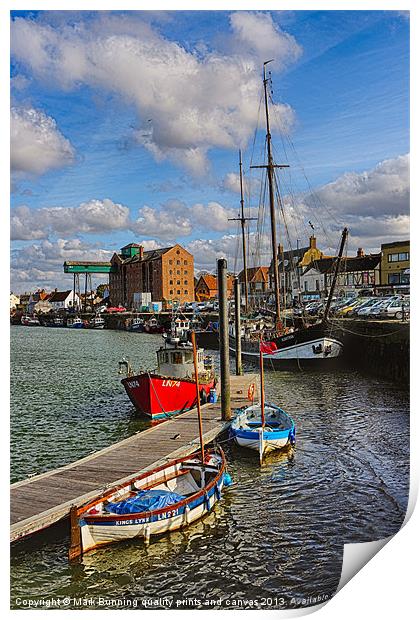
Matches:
[[109, 243, 195, 308]]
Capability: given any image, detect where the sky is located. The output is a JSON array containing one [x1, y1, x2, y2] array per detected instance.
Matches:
[[9, 8, 410, 293]]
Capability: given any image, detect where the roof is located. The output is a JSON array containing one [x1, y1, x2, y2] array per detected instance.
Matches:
[[381, 240, 410, 250], [197, 274, 218, 291], [48, 290, 73, 302], [238, 266, 269, 282], [302, 254, 381, 275], [122, 246, 173, 264], [195, 273, 234, 291]]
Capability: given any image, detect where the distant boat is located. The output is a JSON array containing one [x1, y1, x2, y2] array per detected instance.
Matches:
[[144, 316, 165, 334], [128, 317, 145, 332], [120, 317, 216, 420], [67, 317, 84, 329], [21, 315, 40, 326], [50, 317, 64, 327], [69, 447, 227, 557], [89, 316, 105, 329]]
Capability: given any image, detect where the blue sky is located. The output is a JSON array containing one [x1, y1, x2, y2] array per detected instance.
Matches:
[[10, 9, 409, 292]]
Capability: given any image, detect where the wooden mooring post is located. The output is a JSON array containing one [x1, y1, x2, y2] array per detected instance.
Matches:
[[218, 258, 231, 420]]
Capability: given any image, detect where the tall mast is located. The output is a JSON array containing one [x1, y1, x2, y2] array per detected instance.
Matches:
[[251, 61, 289, 327], [229, 150, 257, 315]]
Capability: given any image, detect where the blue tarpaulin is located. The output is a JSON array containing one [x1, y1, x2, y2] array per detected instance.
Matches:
[[105, 489, 184, 515]]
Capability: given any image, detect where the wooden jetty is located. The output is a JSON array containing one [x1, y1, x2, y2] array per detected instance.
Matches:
[[10, 373, 258, 543]]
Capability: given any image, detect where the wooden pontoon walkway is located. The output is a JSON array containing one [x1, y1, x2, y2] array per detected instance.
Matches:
[[10, 374, 258, 543]]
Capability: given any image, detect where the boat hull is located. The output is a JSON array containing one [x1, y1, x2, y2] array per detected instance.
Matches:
[[78, 450, 226, 554], [230, 324, 343, 368], [121, 373, 216, 419], [230, 404, 295, 461]]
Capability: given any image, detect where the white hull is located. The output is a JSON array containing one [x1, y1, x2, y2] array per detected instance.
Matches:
[[233, 337, 342, 361], [234, 434, 289, 452], [81, 485, 221, 553]]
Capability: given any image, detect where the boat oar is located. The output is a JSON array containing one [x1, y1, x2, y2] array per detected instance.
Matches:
[[191, 331, 206, 466]]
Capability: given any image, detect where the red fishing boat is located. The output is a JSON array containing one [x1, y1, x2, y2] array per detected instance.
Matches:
[[120, 318, 216, 420]]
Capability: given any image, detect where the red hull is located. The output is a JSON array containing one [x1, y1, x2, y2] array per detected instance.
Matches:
[[121, 373, 215, 419]]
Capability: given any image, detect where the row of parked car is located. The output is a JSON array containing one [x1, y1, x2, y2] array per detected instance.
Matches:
[[301, 295, 410, 320], [334, 295, 410, 320]]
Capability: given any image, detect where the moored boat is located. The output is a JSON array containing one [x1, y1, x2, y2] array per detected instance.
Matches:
[[128, 317, 145, 332], [70, 447, 227, 557], [230, 339, 295, 463], [120, 317, 216, 419], [229, 63, 345, 368], [67, 317, 84, 329], [89, 316, 105, 329], [21, 315, 40, 326], [231, 403, 295, 462], [144, 316, 165, 334]]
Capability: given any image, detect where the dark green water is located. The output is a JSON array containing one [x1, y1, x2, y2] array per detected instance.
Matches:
[[10, 326, 409, 610]]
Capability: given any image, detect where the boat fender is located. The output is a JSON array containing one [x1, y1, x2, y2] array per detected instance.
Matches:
[[288, 428, 296, 446], [223, 472, 233, 487], [204, 492, 211, 512]]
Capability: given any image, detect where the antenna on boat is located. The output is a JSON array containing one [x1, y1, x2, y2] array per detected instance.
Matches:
[[251, 61, 289, 330], [191, 331, 206, 466], [229, 150, 257, 314]]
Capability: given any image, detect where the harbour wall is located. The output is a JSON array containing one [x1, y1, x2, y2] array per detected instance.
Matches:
[[337, 319, 409, 385]]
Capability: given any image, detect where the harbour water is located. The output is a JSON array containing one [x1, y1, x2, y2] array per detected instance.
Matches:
[[10, 326, 409, 609]]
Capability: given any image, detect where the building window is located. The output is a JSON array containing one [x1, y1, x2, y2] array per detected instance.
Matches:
[[169, 260, 173, 265], [169, 270, 173, 275], [177, 280, 180, 285], [388, 252, 409, 262], [170, 289, 173, 295], [184, 290, 188, 295], [176, 250, 180, 255], [177, 270, 180, 275], [184, 280, 188, 285], [184, 270, 188, 275], [177, 260, 180, 265], [388, 273, 400, 284], [304, 281, 308, 292], [169, 280, 173, 285], [184, 260, 188, 265], [177, 290, 181, 295]]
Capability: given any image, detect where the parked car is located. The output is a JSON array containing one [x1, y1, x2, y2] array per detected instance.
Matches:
[[368, 297, 400, 318], [354, 298, 384, 317], [379, 298, 410, 320], [348, 297, 379, 317], [336, 297, 370, 317]]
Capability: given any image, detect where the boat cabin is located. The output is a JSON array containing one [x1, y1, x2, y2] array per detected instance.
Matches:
[[156, 343, 212, 379]]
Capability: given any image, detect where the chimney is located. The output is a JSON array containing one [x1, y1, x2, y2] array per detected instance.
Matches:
[[278, 243, 284, 256], [139, 245, 144, 259], [309, 235, 317, 250], [357, 248, 364, 257]]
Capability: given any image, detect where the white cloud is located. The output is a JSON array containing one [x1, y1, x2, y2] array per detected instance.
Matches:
[[11, 12, 299, 176], [11, 238, 113, 292], [308, 154, 409, 217], [11, 199, 130, 240], [11, 107, 75, 176]]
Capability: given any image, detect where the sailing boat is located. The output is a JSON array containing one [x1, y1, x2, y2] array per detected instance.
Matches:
[[230, 62, 345, 368], [230, 340, 295, 464], [69, 331, 227, 559]]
